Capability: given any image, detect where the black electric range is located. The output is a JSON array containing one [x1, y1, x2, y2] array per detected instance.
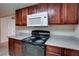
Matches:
[[22, 30, 50, 45], [22, 30, 50, 56]]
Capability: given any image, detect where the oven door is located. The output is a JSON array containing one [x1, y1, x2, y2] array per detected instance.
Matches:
[[22, 43, 44, 56]]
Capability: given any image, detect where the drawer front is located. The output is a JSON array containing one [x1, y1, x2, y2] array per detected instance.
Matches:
[[9, 38, 14, 47], [46, 51, 61, 56], [46, 45, 62, 54], [64, 49, 79, 56], [14, 40, 22, 44]]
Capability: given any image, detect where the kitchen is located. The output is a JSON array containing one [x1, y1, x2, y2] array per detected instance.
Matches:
[[0, 3, 79, 56]]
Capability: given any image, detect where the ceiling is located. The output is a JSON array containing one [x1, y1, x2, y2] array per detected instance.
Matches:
[[0, 3, 37, 18]]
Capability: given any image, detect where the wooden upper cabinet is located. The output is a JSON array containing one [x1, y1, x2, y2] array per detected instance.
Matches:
[[48, 4, 61, 24], [61, 3, 78, 24], [16, 9, 22, 26], [37, 3, 48, 12], [16, 8, 28, 26], [77, 4, 79, 24], [21, 8, 28, 26], [28, 5, 37, 14], [28, 3, 48, 14], [16, 3, 78, 26]]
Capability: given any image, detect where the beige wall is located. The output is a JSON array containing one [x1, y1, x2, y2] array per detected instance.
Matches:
[[0, 16, 15, 43]]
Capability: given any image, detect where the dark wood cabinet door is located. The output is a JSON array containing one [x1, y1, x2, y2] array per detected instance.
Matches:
[[8, 38, 14, 56], [48, 3, 61, 24], [61, 3, 78, 24], [77, 4, 79, 24], [64, 49, 79, 56], [46, 45, 62, 56], [22, 8, 28, 26], [16, 9, 22, 26], [16, 8, 28, 26], [28, 5, 37, 14], [9, 38, 22, 56], [14, 40, 22, 56], [37, 3, 48, 13]]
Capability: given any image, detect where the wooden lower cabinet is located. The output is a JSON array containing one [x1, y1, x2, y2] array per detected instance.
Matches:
[[64, 49, 79, 56], [46, 45, 63, 56], [46, 45, 79, 56], [9, 38, 79, 56], [9, 38, 22, 56], [14, 40, 22, 56], [9, 38, 14, 56]]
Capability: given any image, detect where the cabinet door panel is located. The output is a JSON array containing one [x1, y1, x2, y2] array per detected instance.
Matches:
[[9, 38, 22, 56], [16, 9, 22, 26], [14, 40, 22, 56], [61, 3, 77, 24], [9, 47, 14, 56], [14, 43, 22, 56], [22, 8, 28, 26], [16, 10, 19, 25], [48, 3, 61, 24], [28, 5, 37, 14], [64, 49, 79, 56], [37, 3, 48, 12], [16, 8, 28, 26], [77, 4, 79, 24], [46, 45, 62, 54], [8, 38, 14, 56]]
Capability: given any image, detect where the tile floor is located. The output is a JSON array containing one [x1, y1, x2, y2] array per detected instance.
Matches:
[[0, 42, 9, 56]]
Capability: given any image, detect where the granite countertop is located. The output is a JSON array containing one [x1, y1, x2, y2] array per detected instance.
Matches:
[[45, 35, 79, 50], [9, 33, 31, 40], [9, 32, 79, 50]]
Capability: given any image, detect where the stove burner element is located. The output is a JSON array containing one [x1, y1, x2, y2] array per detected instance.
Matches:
[[34, 40, 44, 44], [30, 36, 36, 39]]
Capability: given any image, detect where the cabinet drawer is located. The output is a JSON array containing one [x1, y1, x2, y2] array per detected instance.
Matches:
[[46, 51, 61, 56], [14, 40, 22, 44], [46, 45, 62, 54]]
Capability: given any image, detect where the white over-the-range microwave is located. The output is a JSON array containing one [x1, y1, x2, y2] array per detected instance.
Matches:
[[27, 12, 48, 26]]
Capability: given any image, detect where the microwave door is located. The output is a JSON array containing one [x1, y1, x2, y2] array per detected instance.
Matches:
[[27, 17, 42, 26]]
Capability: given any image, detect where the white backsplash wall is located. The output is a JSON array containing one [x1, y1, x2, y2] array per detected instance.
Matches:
[[16, 25, 77, 36]]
